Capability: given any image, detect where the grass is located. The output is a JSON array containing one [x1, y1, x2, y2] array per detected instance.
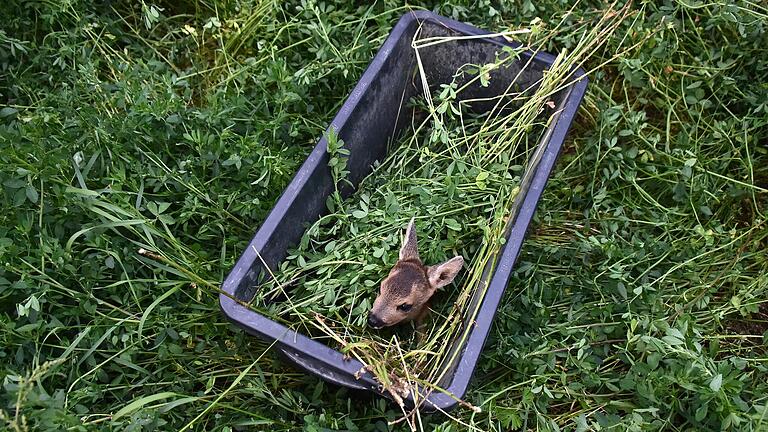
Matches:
[[1, 0, 767, 431]]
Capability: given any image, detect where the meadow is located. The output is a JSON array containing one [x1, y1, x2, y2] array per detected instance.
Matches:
[[1, 1, 767, 431]]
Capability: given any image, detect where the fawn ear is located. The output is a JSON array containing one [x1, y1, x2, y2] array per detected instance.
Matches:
[[427, 256, 464, 290], [399, 218, 420, 261]]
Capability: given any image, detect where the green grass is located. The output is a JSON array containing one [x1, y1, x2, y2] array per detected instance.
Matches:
[[1, 0, 767, 431]]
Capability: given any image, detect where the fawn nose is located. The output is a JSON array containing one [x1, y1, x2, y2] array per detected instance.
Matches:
[[367, 313, 384, 329]]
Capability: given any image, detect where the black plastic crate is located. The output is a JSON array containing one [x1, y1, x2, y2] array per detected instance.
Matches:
[[220, 10, 587, 412]]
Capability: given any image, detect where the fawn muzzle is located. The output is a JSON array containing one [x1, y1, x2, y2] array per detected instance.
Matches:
[[367, 313, 384, 329]]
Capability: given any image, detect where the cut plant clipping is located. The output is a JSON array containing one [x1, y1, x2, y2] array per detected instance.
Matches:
[[221, 8, 625, 420]]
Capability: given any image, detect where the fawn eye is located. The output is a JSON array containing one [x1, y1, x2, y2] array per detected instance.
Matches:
[[397, 303, 412, 312]]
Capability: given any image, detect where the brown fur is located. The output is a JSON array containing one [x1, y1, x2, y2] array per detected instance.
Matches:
[[368, 218, 464, 329]]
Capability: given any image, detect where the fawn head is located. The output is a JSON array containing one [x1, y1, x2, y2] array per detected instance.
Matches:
[[367, 218, 464, 329]]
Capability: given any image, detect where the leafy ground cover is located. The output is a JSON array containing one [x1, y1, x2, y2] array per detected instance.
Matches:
[[1, 0, 767, 431]]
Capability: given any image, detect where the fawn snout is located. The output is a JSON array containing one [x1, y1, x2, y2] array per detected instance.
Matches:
[[368, 218, 464, 329]]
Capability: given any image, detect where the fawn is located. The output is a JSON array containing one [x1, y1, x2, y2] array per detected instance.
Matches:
[[367, 218, 464, 329]]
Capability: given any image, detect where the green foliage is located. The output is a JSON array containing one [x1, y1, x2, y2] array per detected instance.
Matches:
[[0, 0, 767, 431]]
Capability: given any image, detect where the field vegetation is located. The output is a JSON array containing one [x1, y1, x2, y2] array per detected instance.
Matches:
[[1, 0, 767, 431]]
